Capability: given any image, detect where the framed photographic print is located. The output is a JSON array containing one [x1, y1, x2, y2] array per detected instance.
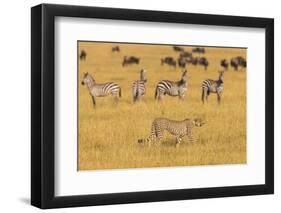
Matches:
[[31, 3, 274, 209]]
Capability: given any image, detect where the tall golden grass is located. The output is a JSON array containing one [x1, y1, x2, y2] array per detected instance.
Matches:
[[78, 42, 246, 170]]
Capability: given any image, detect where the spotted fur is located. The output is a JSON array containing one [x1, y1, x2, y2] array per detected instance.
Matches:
[[138, 118, 204, 146]]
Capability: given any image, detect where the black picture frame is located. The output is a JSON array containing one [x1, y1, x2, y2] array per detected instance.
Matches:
[[31, 3, 274, 209]]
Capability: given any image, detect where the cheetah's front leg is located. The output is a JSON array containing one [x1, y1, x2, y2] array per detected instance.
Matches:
[[176, 135, 183, 147]]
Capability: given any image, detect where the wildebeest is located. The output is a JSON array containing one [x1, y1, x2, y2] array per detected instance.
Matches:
[[178, 57, 187, 68], [197, 57, 209, 70], [112, 46, 120, 52], [220, 59, 229, 70], [192, 47, 205, 54], [236, 56, 247, 68], [122, 56, 140, 67], [190, 57, 198, 65], [80, 50, 87, 61], [230, 56, 247, 71], [173, 46, 184, 52], [179, 51, 192, 58], [161, 57, 177, 68]]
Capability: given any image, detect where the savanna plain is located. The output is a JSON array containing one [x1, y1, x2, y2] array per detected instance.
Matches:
[[78, 42, 246, 170]]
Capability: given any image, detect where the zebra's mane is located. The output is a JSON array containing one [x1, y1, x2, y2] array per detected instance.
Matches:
[[84, 73, 96, 87], [178, 73, 187, 85], [87, 73, 95, 81], [177, 79, 186, 85], [140, 69, 147, 82], [178, 70, 188, 85], [218, 79, 223, 84], [218, 72, 224, 83]]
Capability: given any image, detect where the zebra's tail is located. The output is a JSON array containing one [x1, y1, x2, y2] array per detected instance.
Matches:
[[155, 87, 158, 99], [135, 88, 139, 102], [201, 87, 205, 103], [119, 87, 122, 98]]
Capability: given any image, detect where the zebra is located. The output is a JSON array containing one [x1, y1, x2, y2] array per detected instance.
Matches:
[[201, 71, 224, 104], [81, 72, 121, 108], [138, 118, 205, 146], [79, 50, 87, 61], [155, 70, 188, 101], [132, 69, 147, 102]]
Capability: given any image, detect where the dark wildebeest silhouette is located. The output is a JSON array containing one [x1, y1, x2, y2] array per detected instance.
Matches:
[[161, 57, 177, 68], [112, 46, 120, 52], [198, 57, 209, 70], [230, 56, 247, 71], [190, 57, 198, 65], [179, 51, 192, 58], [173, 46, 184, 52], [237, 56, 247, 68], [178, 57, 187, 68], [122, 56, 140, 67], [221, 59, 229, 70], [80, 50, 87, 61], [192, 47, 205, 54]]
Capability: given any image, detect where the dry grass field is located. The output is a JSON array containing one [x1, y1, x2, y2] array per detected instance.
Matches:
[[78, 41, 246, 171]]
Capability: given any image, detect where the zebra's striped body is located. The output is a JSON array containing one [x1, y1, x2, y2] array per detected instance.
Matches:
[[132, 69, 147, 102], [202, 71, 224, 104], [155, 70, 188, 101], [138, 118, 204, 146], [81, 72, 121, 107]]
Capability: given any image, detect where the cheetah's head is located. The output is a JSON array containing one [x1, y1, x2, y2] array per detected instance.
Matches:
[[193, 118, 205, 127]]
